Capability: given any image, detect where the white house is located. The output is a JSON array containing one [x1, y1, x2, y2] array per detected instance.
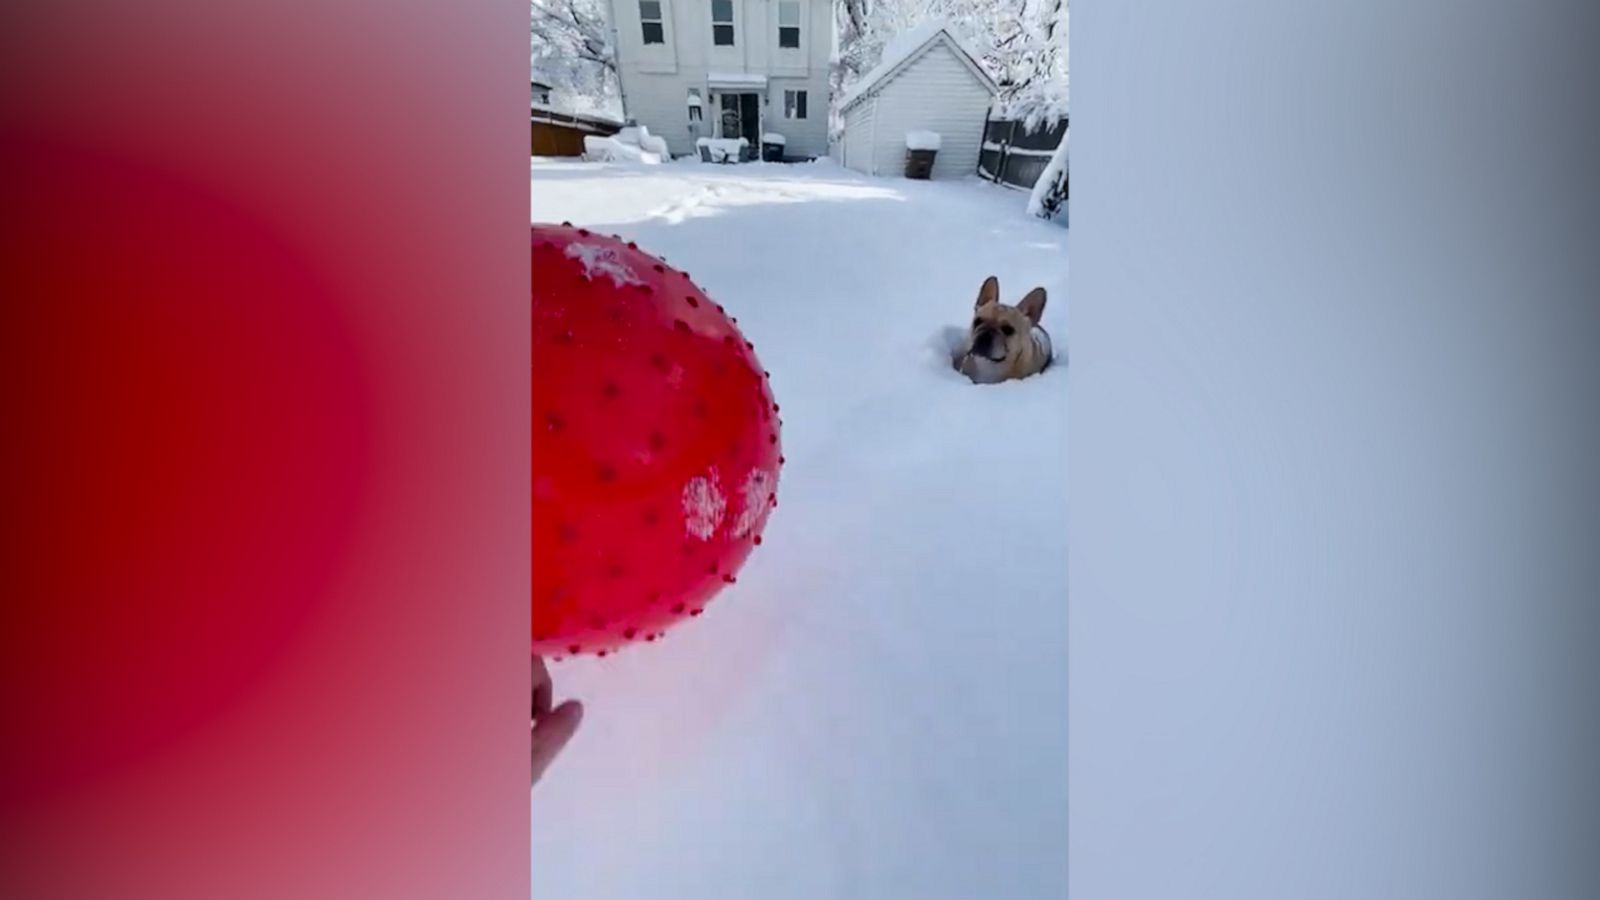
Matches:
[[837, 22, 998, 179], [607, 0, 832, 159]]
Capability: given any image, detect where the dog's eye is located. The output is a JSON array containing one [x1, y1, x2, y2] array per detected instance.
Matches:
[[973, 318, 983, 328], [1000, 324, 1016, 336]]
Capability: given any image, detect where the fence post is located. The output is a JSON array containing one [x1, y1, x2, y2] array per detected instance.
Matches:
[[977, 113, 989, 179], [1002, 119, 1020, 186], [980, 113, 998, 182]]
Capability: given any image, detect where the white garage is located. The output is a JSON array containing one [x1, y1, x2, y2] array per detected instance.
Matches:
[[837, 22, 999, 179]]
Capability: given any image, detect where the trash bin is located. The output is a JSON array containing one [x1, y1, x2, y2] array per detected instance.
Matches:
[[904, 131, 941, 179], [761, 132, 787, 163], [905, 149, 936, 179]]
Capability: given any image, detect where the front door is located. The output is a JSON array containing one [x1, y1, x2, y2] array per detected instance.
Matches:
[[718, 93, 761, 146]]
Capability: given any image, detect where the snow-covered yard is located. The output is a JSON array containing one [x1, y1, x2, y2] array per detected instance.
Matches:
[[531, 158, 1068, 899]]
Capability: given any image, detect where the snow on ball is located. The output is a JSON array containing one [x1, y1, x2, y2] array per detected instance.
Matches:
[[531, 224, 782, 657]]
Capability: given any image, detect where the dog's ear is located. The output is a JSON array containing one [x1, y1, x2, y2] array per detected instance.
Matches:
[[1017, 287, 1047, 325], [975, 276, 999, 310]]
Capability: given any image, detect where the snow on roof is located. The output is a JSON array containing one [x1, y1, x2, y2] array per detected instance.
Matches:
[[707, 71, 769, 88], [837, 20, 997, 112], [531, 101, 624, 130]]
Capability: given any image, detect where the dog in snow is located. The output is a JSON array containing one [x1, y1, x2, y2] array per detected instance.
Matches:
[[953, 276, 1053, 384]]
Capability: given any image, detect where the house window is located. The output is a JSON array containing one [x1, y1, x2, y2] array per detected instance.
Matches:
[[784, 89, 807, 119], [639, 0, 664, 44], [777, 1, 800, 49], [687, 88, 703, 121], [711, 0, 734, 46]]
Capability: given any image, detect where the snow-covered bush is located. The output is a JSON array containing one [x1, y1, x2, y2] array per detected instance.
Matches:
[[1026, 127, 1068, 221]]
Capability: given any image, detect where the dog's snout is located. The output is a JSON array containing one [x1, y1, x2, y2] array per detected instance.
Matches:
[[971, 329, 995, 355]]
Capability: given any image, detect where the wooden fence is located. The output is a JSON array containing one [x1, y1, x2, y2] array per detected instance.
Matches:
[[976, 116, 1068, 195], [531, 108, 622, 157]]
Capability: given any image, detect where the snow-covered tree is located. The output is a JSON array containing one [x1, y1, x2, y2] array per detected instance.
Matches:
[[531, 0, 623, 119], [999, 0, 1068, 131]]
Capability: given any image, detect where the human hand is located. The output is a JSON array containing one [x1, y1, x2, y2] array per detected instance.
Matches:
[[533, 655, 582, 788]]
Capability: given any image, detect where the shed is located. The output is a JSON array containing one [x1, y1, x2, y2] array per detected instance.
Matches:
[[837, 22, 998, 179]]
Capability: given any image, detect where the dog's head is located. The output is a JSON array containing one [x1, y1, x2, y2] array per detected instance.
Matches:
[[959, 276, 1047, 383]]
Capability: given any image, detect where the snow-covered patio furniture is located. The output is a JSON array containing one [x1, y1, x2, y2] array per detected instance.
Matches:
[[696, 136, 750, 164], [611, 124, 670, 157]]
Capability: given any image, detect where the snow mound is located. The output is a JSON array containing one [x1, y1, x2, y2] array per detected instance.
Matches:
[[762, 132, 787, 145], [615, 124, 671, 158], [639, 132, 669, 157], [583, 135, 662, 164], [905, 131, 942, 151]]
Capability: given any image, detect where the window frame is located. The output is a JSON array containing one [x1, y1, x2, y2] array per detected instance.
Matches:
[[711, 0, 735, 46], [639, 0, 665, 45], [784, 89, 808, 119], [777, 1, 800, 49]]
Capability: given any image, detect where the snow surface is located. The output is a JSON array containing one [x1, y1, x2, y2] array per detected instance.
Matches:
[[838, 20, 995, 112], [531, 157, 1068, 899], [761, 132, 787, 145], [906, 129, 942, 151]]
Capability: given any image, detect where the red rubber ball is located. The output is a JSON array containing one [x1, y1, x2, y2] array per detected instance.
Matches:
[[532, 224, 782, 657]]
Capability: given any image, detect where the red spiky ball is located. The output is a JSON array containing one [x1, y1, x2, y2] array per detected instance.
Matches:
[[532, 224, 782, 657]]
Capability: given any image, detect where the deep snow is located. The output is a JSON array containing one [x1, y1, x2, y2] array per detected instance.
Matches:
[[531, 157, 1068, 899]]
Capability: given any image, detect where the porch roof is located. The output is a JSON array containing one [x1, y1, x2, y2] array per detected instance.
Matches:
[[706, 72, 769, 90]]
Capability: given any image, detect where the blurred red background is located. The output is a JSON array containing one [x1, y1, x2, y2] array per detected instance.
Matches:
[[0, 2, 530, 897]]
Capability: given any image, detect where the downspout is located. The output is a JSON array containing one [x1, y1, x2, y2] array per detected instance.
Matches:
[[869, 94, 878, 175], [607, 13, 629, 123]]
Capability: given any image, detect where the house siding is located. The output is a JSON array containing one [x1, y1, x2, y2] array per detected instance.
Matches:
[[840, 38, 994, 179], [611, 0, 830, 159]]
